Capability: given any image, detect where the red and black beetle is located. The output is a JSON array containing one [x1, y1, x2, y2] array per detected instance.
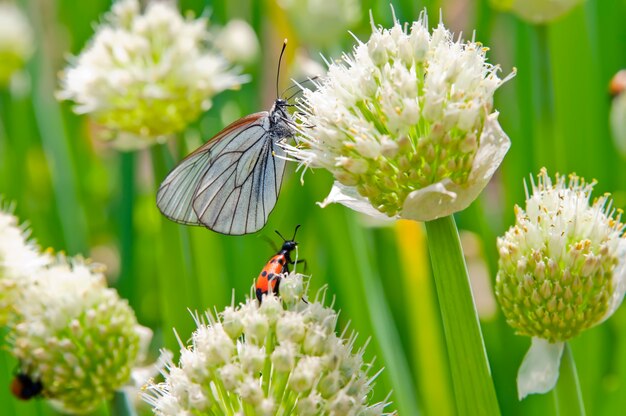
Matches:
[[10, 373, 43, 401], [255, 225, 301, 303]]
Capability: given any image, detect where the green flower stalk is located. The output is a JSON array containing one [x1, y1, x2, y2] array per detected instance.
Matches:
[[490, 0, 585, 24], [58, 0, 247, 149], [7, 257, 152, 414], [286, 10, 514, 221], [495, 169, 626, 399], [0, 2, 34, 87], [143, 273, 393, 416], [0, 204, 50, 325]]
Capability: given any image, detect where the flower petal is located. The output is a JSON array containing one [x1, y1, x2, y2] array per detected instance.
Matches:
[[604, 238, 626, 320], [401, 112, 511, 221], [318, 182, 394, 221], [517, 337, 564, 400], [399, 179, 458, 221]]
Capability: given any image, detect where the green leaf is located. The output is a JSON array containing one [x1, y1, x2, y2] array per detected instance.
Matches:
[[347, 217, 421, 416], [395, 220, 455, 416], [27, 4, 88, 255]]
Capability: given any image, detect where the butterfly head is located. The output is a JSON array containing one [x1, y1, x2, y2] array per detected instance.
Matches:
[[272, 98, 289, 112], [269, 98, 293, 132]]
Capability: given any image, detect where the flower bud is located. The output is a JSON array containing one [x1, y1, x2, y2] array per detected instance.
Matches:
[[610, 70, 626, 158], [496, 170, 625, 342], [495, 169, 626, 399], [239, 344, 265, 374]]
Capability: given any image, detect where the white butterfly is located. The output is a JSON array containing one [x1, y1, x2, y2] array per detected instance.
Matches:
[[156, 98, 295, 235]]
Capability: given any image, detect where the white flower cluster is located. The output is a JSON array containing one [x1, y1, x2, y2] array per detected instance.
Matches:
[[58, 0, 247, 148], [0, 205, 49, 325], [0, 2, 34, 86], [288, 10, 514, 221], [495, 169, 626, 398], [143, 273, 392, 416]]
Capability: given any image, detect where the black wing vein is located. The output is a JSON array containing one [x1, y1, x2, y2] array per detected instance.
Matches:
[[157, 109, 289, 235], [156, 119, 266, 227], [192, 126, 286, 235]]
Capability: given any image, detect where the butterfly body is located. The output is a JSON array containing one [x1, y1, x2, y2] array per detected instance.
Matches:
[[157, 99, 294, 235]]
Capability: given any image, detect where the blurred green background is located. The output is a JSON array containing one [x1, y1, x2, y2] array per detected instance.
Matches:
[[1, 0, 626, 415]]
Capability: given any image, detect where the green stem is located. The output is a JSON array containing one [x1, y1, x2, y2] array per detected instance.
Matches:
[[553, 343, 585, 416], [272, 370, 290, 412], [424, 215, 500, 415], [262, 332, 275, 396], [117, 151, 135, 303], [110, 390, 136, 416], [209, 369, 236, 415]]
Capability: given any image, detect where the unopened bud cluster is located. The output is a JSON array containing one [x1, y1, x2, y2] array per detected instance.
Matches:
[[0, 202, 149, 414], [496, 169, 626, 342], [143, 273, 392, 416], [8, 258, 147, 414]]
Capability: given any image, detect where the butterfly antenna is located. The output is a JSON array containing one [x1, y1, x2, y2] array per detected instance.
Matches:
[[276, 39, 288, 99], [292, 224, 301, 240]]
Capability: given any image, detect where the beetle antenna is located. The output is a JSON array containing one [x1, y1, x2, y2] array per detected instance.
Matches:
[[276, 39, 288, 99], [275, 229, 287, 242], [292, 224, 301, 240]]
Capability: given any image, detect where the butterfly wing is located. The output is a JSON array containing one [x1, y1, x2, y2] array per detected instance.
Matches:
[[156, 112, 267, 227], [191, 122, 287, 235]]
